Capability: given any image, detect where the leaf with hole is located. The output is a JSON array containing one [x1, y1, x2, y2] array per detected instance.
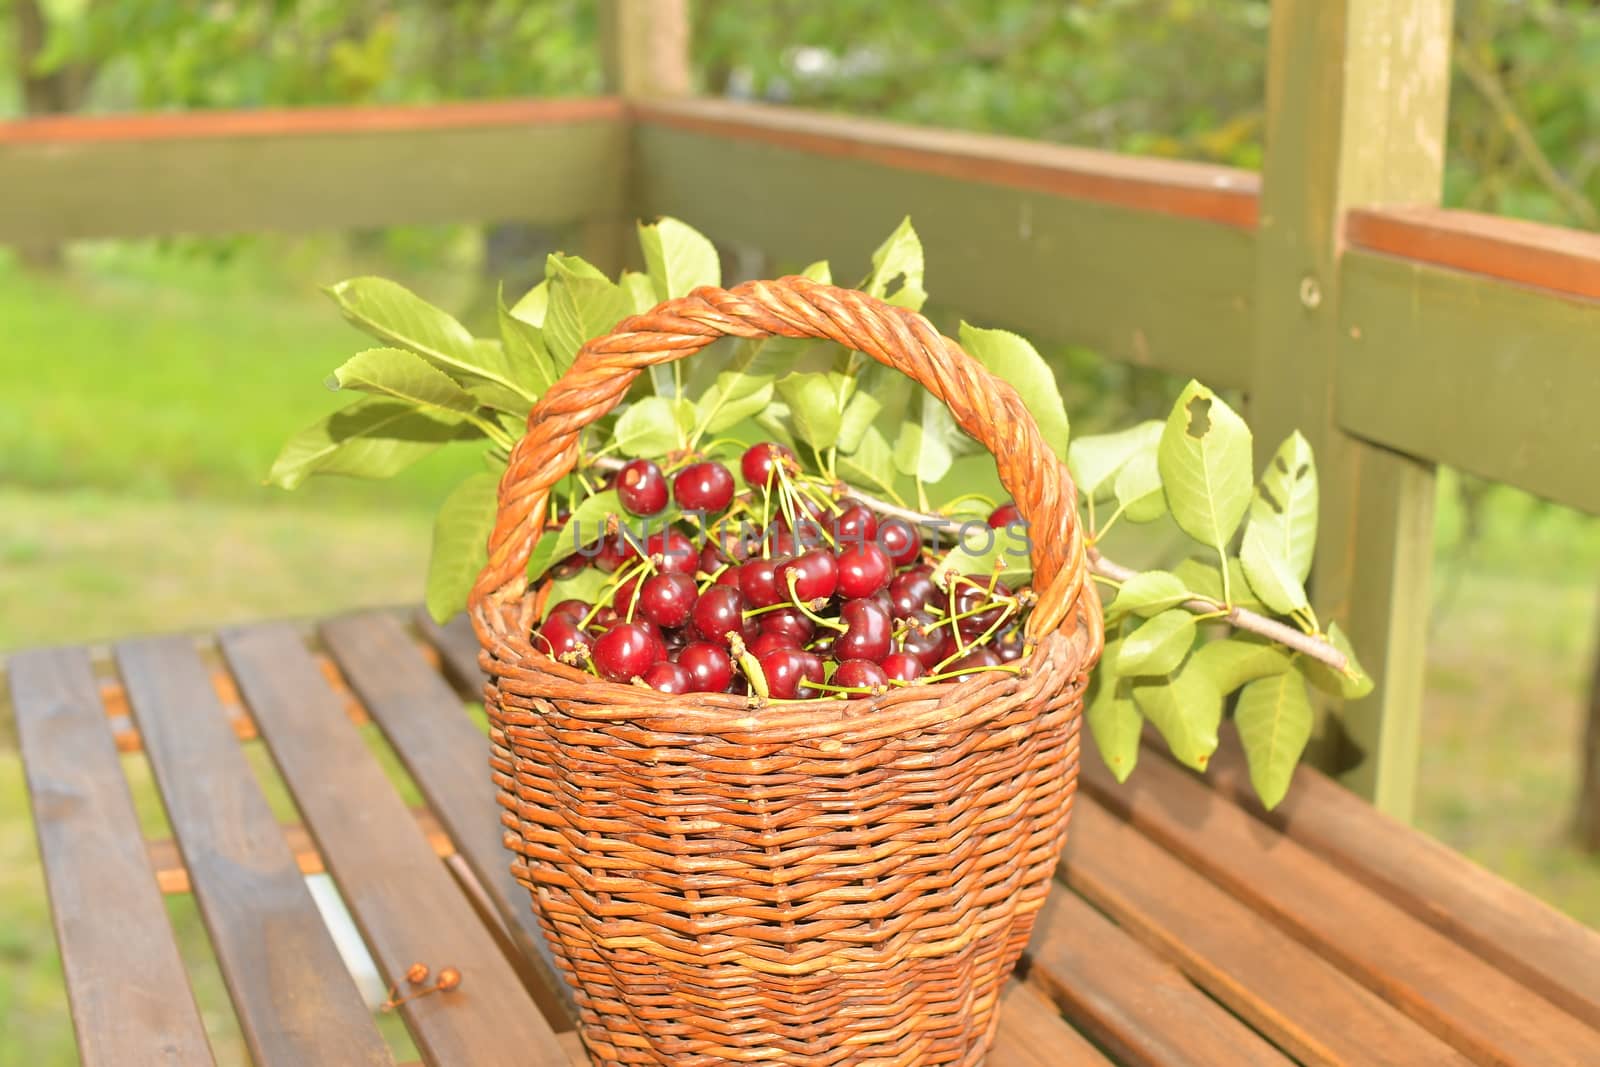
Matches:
[[958, 322, 1069, 462], [1158, 380, 1253, 550], [638, 216, 721, 301], [426, 472, 499, 623], [1234, 670, 1315, 809], [1118, 609, 1197, 676], [1252, 431, 1318, 582], [860, 216, 927, 310], [1240, 518, 1310, 616]]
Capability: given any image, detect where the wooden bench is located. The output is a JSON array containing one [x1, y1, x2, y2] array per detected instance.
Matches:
[[9, 607, 1600, 1065]]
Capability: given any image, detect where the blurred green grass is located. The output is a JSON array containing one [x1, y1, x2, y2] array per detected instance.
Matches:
[[1, 246, 1597, 1065]]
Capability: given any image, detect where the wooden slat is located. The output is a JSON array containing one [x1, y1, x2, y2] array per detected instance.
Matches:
[[0, 103, 623, 245], [1025, 885, 1291, 1066], [219, 623, 568, 1066], [636, 99, 1257, 391], [415, 611, 489, 696], [115, 635, 394, 1066], [989, 980, 1114, 1067], [1081, 746, 1600, 1064], [7, 647, 215, 1066], [1348, 206, 1600, 303], [320, 611, 574, 1025], [1206, 725, 1600, 1030], [1338, 249, 1600, 516], [1062, 796, 1471, 1066]]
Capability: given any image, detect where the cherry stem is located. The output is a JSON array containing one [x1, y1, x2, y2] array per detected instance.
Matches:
[[786, 573, 848, 632]]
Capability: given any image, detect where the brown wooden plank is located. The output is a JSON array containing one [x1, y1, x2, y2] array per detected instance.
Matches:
[[1206, 724, 1600, 1031], [219, 623, 568, 1067], [1347, 206, 1600, 302], [114, 635, 395, 1067], [1062, 795, 1472, 1066], [414, 610, 489, 696], [320, 611, 574, 1026], [1081, 745, 1600, 1064], [990, 979, 1114, 1067], [1025, 884, 1290, 1066], [7, 647, 215, 1066]]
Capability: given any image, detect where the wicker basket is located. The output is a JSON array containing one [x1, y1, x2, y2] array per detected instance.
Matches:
[[469, 277, 1102, 1065]]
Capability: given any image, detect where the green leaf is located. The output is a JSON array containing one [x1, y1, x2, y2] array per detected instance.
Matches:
[[776, 371, 850, 450], [1189, 636, 1291, 696], [615, 396, 696, 457], [425, 472, 499, 623], [1173, 556, 1265, 613], [619, 270, 658, 316], [1301, 622, 1375, 699], [267, 398, 472, 490], [931, 524, 1033, 587], [1132, 664, 1222, 771], [1118, 609, 1197, 676], [497, 297, 557, 397], [1234, 670, 1315, 809], [893, 420, 952, 484], [1086, 631, 1141, 781], [638, 216, 721, 301], [326, 277, 525, 403], [1107, 570, 1190, 621], [860, 216, 927, 310], [508, 280, 548, 327], [1113, 442, 1166, 523], [1068, 420, 1162, 498], [838, 425, 898, 493], [697, 375, 774, 436], [800, 259, 832, 283], [544, 254, 632, 372], [957, 322, 1070, 462], [1252, 431, 1319, 582], [330, 347, 477, 418], [836, 390, 883, 454], [1158, 380, 1253, 550], [525, 490, 622, 581], [545, 565, 612, 608], [1240, 519, 1310, 616]]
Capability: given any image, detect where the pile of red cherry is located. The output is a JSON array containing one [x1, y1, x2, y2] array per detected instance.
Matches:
[[533, 442, 1029, 700]]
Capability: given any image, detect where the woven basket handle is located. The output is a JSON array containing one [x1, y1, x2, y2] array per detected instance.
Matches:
[[470, 277, 1087, 637]]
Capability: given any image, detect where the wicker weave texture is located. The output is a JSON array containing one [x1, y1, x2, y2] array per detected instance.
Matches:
[[472, 279, 1101, 1064]]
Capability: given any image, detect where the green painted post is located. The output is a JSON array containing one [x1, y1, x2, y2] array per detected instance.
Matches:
[[1251, 0, 1454, 820]]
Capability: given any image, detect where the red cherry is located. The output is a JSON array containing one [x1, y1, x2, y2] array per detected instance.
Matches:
[[678, 642, 733, 693], [750, 630, 799, 658], [878, 519, 922, 567], [949, 575, 1015, 638], [639, 573, 696, 629], [637, 528, 696, 575], [879, 652, 925, 684], [738, 557, 788, 608], [832, 658, 888, 693], [995, 626, 1026, 663], [673, 461, 735, 512], [546, 598, 589, 623], [593, 622, 664, 682], [617, 459, 669, 516], [588, 605, 621, 633], [897, 612, 944, 669], [987, 502, 1023, 529], [757, 648, 825, 699], [778, 549, 838, 603], [593, 538, 628, 573], [834, 500, 878, 546], [643, 661, 694, 694], [740, 442, 797, 489], [835, 543, 892, 599], [948, 646, 1003, 681], [888, 571, 936, 619], [715, 565, 742, 587], [691, 587, 748, 647], [868, 588, 895, 618], [758, 606, 814, 645], [835, 599, 893, 662], [534, 615, 592, 661], [551, 554, 585, 579]]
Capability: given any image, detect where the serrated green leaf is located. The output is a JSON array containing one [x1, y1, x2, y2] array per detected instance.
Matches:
[[525, 489, 622, 581], [1301, 622, 1375, 699], [614, 396, 695, 456], [1118, 609, 1197, 676], [1173, 556, 1265, 613], [1107, 570, 1190, 621], [545, 254, 632, 372], [777, 371, 850, 450], [1087, 631, 1141, 781], [1158, 380, 1253, 550], [1132, 664, 1222, 771], [930, 523, 1033, 587], [836, 390, 883, 453], [638, 216, 721, 301], [838, 425, 898, 493], [958, 322, 1070, 462], [1068, 420, 1162, 498], [426, 472, 499, 623], [697, 375, 775, 436], [1113, 442, 1166, 523], [1189, 636, 1291, 696], [1240, 519, 1310, 615], [860, 216, 927, 310], [267, 397, 472, 490], [1252, 431, 1319, 582], [497, 297, 557, 397], [331, 346, 477, 418], [1234, 670, 1314, 809], [508, 280, 548, 326]]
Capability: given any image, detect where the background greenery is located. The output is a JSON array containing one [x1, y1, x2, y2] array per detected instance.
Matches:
[[1, 2, 1597, 1064]]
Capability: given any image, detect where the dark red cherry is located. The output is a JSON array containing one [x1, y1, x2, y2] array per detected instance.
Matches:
[[750, 630, 799, 658], [673, 461, 735, 512], [617, 459, 669, 516], [588, 605, 621, 633], [741, 442, 797, 489], [639, 573, 696, 629], [678, 641, 733, 693], [878, 519, 922, 567], [834, 500, 878, 546], [534, 615, 592, 661], [809, 631, 836, 659], [880, 652, 925, 684], [738, 557, 788, 608], [835, 543, 892, 599], [888, 572, 936, 619], [835, 599, 893, 663], [691, 587, 748, 647], [698, 543, 726, 577], [644, 529, 697, 575], [546, 598, 589, 623], [715, 565, 742, 587], [949, 575, 1015, 638], [593, 622, 664, 683], [897, 612, 945, 669], [613, 574, 644, 616], [995, 626, 1027, 663], [778, 549, 838, 603], [987, 502, 1023, 529], [593, 538, 629, 573], [758, 606, 814, 645], [643, 661, 694, 694], [948, 646, 1003, 681], [551, 554, 585, 579], [758, 648, 826, 699], [869, 588, 895, 619], [832, 658, 888, 693]]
